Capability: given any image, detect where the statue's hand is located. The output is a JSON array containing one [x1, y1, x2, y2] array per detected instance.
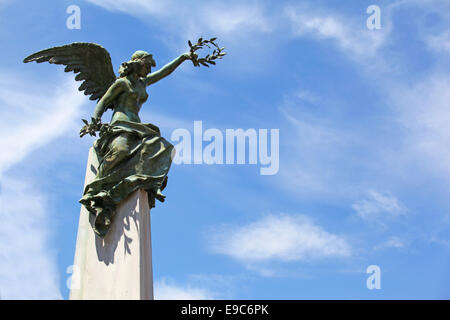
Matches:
[[183, 51, 199, 66], [80, 117, 102, 138]]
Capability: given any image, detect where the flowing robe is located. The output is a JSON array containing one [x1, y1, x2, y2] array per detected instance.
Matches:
[[79, 120, 174, 237]]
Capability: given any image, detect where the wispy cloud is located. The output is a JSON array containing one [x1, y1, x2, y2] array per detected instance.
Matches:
[[374, 236, 405, 250], [285, 4, 389, 59], [86, 0, 171, 16], [86, 0, 276, 76], [86, 0, 272, 41], [0, 177, 61, 299], [393, 0, 450, 54], [154, 277, 216, 300], [352, 190, 406, 223], [208, 214, 351, 264], [0, 72, 86, 299], [391, 74, 450, 178], [276, 99, 359, 199], [198, 3, 272, 35], [0, 74, 86, 174]]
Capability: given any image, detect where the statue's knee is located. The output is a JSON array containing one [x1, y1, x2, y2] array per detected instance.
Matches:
[[104, 146, 129, 165], [116, 146, 129, 156]]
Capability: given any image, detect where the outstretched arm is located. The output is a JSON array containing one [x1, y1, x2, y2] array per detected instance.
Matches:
[[93, 79, 126, 119], [146, 53, 192, 86]]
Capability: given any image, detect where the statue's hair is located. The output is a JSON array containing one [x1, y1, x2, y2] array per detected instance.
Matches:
[[118, 50, 156, 78], [118, 60, 141, 77]]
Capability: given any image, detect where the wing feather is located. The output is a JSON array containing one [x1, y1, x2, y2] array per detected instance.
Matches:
[[24, 42, 117, 102]]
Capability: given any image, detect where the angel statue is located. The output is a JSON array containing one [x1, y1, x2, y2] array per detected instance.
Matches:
[[24, 39, 225, 237]]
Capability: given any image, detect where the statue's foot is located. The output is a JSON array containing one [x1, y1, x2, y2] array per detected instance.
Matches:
[[155, 188, 166, 202], [161, 176, 168, 191]]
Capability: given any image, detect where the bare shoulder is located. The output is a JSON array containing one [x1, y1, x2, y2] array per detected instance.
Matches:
[[108, 77, 129, 91], [113, 77, 128, 86]]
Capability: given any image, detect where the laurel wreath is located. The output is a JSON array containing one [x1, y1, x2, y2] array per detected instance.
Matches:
[[80, 118, 112, 138], [188, 37, 226, 67]]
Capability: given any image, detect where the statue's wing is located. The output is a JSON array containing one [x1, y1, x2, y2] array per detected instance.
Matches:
[[24, 42, 116, 101]]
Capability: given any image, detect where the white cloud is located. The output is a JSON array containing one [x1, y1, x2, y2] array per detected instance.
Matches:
[[0, 73, 86, 299], [352, 190, 406, 222], [285, 5, 388, 58], [199, 3, 271, 35], [154, 277, 215, 300], [86, 0, 170, 16], [374, 236, 405, 250], [428, 236, 450, 249], [0, 75, 85, 174], [86, 0, 271, 40], [86, 0, 275, 76], [276, 1, 450, 197], [209, 214, 351, 263], [391, 74, 450, 178], [391, 0, 450, 53], [0, 177, 62, 299]]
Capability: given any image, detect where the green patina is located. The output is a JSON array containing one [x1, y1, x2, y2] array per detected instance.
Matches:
[[24, 39, 225, 237]]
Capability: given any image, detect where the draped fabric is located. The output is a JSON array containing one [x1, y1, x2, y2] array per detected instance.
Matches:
[[79, 120, 174, 237]]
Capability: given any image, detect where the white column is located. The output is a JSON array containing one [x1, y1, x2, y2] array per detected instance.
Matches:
[[69, 148, 154, 300]]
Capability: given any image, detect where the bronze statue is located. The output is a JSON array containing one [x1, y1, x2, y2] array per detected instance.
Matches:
[[24, 38, 225, 237]]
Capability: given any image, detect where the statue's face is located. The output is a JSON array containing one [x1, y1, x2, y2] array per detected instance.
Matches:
[[137, 61, 150, 77], [138, 56, 155, 77]]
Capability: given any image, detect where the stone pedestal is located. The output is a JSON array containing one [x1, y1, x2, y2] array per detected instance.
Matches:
[[69, 148, 154, 300]]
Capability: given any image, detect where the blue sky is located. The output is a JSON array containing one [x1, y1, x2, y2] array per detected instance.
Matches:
[[0, 0, 450, 299]]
